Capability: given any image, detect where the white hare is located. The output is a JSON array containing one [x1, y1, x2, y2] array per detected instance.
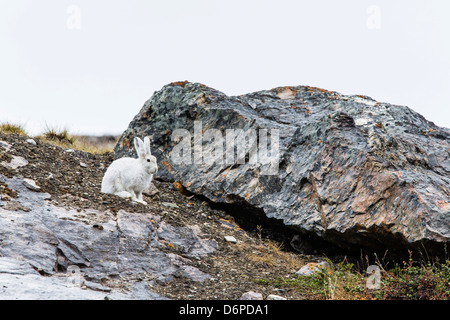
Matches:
[[101, 137, 158, 205]]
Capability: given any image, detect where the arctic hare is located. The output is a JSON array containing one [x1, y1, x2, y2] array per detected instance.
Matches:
[[101, 137, 157, 205]]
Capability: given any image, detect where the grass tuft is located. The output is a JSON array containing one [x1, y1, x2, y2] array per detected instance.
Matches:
[[41, 127, 75, 145], [0, 122, 27, 136], [244, 240, 302, 270], [36, 126, 117, 154]]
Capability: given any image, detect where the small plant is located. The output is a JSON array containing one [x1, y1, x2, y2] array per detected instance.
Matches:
[[256, 225, 263, 241], [380, 259, 450, 300]]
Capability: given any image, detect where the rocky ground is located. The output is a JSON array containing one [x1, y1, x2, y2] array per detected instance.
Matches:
[[0, 132, 322, 300]]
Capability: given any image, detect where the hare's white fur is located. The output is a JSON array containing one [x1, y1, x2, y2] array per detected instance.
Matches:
[[101, 137, 157, 205]]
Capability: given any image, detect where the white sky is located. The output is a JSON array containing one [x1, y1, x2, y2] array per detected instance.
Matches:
[[0, 0, 449, 135]]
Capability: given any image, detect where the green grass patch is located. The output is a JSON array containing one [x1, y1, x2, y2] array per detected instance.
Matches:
[[255, 258, 450, 300]]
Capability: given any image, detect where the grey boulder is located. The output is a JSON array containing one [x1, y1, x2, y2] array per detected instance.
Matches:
[[115, 81, 450, 257]]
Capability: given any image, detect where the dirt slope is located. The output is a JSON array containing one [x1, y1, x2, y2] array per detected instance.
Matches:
[[0, 132, 316, 300]]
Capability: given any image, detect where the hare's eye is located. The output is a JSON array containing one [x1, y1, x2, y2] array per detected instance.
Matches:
[[147, 159, 151, 162]]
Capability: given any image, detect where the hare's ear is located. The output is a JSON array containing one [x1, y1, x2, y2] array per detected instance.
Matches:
[[134, 137, 145, 157], [144, 136, 151, 155]]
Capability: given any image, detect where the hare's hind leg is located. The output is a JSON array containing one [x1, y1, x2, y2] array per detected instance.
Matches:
[[110, 174, 132, 199], [115, 191, 133, 199]]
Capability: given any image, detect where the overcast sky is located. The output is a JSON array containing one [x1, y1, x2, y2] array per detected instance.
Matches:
[[0, 0, 449, 135]]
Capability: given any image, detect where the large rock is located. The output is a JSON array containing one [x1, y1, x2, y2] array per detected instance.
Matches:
[[115, 81, 450, 257], [0, 175, 216, 299]]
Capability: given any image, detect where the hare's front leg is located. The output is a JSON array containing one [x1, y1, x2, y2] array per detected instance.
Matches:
[[131, 190, 147, 205], [136, 191, 147, 205]]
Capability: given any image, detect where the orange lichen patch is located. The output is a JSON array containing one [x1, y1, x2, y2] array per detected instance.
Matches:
[[307, 262, 332, 275], [219, 218, 243, 231], [161, 160, 172, 173], [173, 181, 183, 190], [375, 123, 383, 129], [317, 264, 332, 275], [304, 86, 331, 94], [186, 182, 192, 187], [170, 80, 189, 87], [173, 181, 191, 196], [275, 87, 299, 100], [244, 193, 250, 200]]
